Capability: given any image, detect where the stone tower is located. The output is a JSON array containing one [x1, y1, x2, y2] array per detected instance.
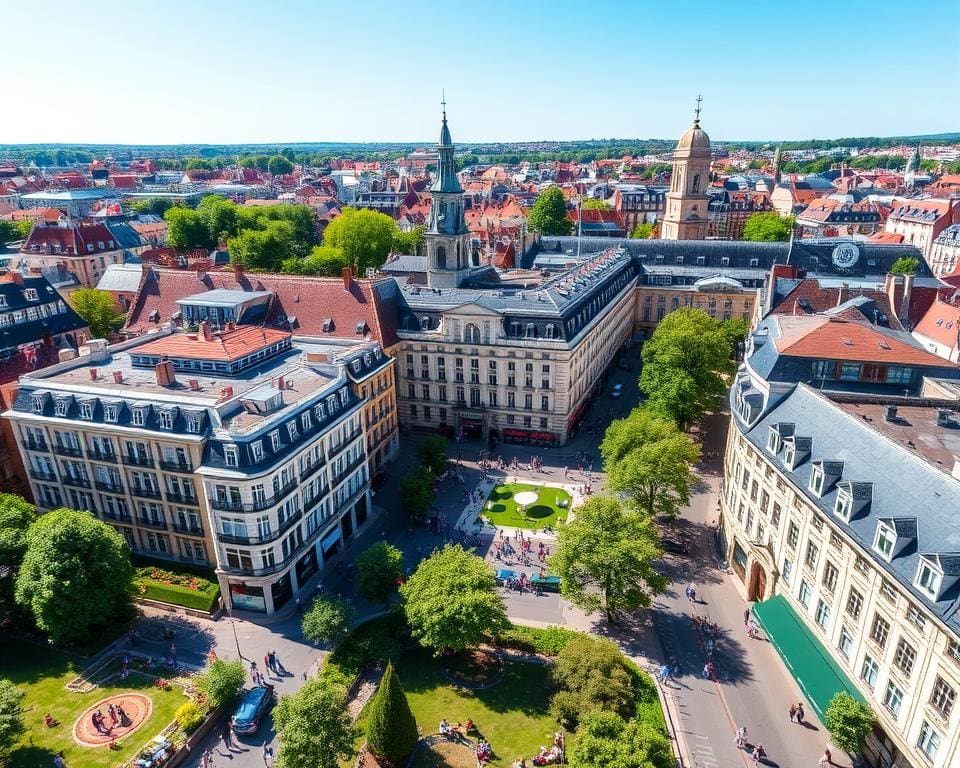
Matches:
[[904, 145, 922, 189], [425, 102, 473, 289], [661, 97, 712, 241], [772, 143, 783, 186]]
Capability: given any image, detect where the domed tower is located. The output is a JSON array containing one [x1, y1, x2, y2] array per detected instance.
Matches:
[[425, 100, 473, 289], [661, 97, 712, 240]]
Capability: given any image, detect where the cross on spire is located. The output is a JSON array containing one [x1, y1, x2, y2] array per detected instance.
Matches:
[[694, 94, 703, 122], [441, 90, 447, 120]]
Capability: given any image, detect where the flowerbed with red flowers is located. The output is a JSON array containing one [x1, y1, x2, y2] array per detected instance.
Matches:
[[133, 567, 221, 612]]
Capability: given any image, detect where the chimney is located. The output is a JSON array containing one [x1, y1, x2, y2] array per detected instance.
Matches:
[[6, 271, 23, 286], [277, 375, 285, 390], [837, 283, 849, 307], [155, 360, 176, 387], [342, 266, 353, 291], [233, 262, 245, 279], [58, 348, 77, 362], [885, 273, 900, 324], [902, 273, 915, 326], [188, 378, 200, 391], [226, 321, 236, 332], [199, 321, 213, 342], [885, 405, 898, 422], [90, 368, 98, 380], [86, 338, 109, 363], [110, 370, 123, 384]]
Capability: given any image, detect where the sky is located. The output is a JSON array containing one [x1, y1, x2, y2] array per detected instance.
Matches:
[[4, 0, 959, 146]]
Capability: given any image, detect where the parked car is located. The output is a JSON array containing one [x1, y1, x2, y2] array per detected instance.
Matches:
[[530, 574, 562, 592], [660, 538, 688, 556], [231, 684, 275, 735]]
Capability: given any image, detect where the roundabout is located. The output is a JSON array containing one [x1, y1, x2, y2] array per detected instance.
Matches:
[[73, 693, 153, 747]]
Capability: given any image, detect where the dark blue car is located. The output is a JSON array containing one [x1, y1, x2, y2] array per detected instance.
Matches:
[[231, 684, 275, 735]]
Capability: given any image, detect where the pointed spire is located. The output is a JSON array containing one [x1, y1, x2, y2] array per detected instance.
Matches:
[[439, 91, 452, 147], [431, 96, 461, 194], [693, 94, 703, 125]]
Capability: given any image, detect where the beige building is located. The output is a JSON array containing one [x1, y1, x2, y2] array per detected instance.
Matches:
[[660, 107, 712, 241], [633, 275, 757, 336]]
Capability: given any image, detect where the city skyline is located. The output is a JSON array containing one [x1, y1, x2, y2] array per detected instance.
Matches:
[[6, 0, 959, 145]]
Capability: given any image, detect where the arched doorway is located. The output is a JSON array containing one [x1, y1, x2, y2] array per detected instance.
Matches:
[[748, 561, 767, 602]]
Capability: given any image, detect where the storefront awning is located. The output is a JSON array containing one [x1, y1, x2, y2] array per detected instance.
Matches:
[[752, 595, 865, 720]]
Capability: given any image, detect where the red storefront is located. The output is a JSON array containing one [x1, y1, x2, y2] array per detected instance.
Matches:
[[501, 427, 559, 446]]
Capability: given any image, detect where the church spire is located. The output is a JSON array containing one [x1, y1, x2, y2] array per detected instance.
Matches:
[[773, 142, 783, 185], [431, 94, 462, 194]]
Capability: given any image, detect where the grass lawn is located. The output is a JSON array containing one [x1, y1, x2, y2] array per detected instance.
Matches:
[[1, 638, 187, 768], [484, 484, 571, 530], [357, 649, 566, 766]]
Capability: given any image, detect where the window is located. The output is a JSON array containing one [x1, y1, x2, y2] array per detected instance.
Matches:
[[886, 366, 912, 385], [771, 503, 781, 529], [838, 626, 853, 659], [158, 410, 173, 430], [251, 441, 264, 463], [224, 445, 239, 468], [880, 581, 899, 605], [79, 402, 93, 420], [787, 521, 799, 550], [875, 523, 895, 559], [906, 605, 926, 632], [767, 429, 781, 454], [893, 638, 916, 677], [835, 489, 852, 519], [301, 412, 311, 431], [917, 720, 941, 761], [846, 587, 863, 620], [822, 562, 838, 593], [270, 431, 281, 451], [883, 680, 903, 718], [860, 654, 879, 690], [840, 362, 862, 381], [809, 465, 824, 495], [804, 541, 819, 570], [814, 599, 830, 628], [287, 422, 298, 442], [798, 579, 812, 608], [132, 408, 146, 426], [948, 640, 960, 668], [930, 676, 956, 718], [916, 561, 942, 598], [54, 399, 68, 417], [870, 614, 890, 649]]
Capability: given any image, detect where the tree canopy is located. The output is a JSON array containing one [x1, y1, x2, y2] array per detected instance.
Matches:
[[550, 635, 635, 726], [398, 465, 434, 522], [0, 494, 36, 572], [581, 198, 611, 210], [639, 309, 732, 429], [356, 542, 405, 603], [267, 155, 295, 176], [630, 222, 655, 239], [68, 288, 125, 339], [824, 692, 875, 753], [301, 595, 356, 646], [0, 679, 25, 764], [401, 544, 508, 654], [322, 207, 398, 274], [273, 678, 355, 768], [281, 245, 347, 276], [742, 211, 794, 242], [529, 187, 573, 236], [392, 225, 425, 256], [15, 509, 133, 644], [549, 495, 666, 622], [600, 409, 699, 519], [194, 658, 246, 711], [570, 710, 673, 768], [417, 435, 449, 477], [890, 256, 919, 275], [365, 662, 419, 764]]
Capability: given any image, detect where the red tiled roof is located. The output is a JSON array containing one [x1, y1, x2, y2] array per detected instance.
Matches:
[[867, 231, 905, 244], [912, 299, 960, 349], [136, 325, 291, 362], [124, 268, 399, 347], [21, 221, 118, 256]]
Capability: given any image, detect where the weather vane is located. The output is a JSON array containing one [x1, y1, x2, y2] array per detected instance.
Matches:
[[695, 94, 703, 121]]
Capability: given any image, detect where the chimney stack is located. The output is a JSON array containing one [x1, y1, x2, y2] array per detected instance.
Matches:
[[199, 321, 213, 342], [837, 283, 849, 307], [342, 266, 353, 291], [277, 375, 285, 390], [90, 368, 98, 380], [233, 262, 245, 279], [155, 360, 176, 387], [902, 272, 915, 326], [113, 370, 123, 384], [188, 379, 200, 391]]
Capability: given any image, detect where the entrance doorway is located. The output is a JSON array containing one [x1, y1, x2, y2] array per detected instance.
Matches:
[[748, 561, 767, 602]]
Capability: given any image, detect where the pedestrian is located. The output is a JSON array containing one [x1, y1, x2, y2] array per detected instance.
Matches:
[[796, 702, 805, 724], [53, 752, 66, 768], [818, 748, 832, 766], [296, 596, 303, 614], [735, 726, 747, 749], [743, 609, 751, 626], [273, 652, 284, 674], [169, 642, 176, 662], [222, 723, 233, 751], [788, 703, 797, 722], [263, 743, 274, 766], [751, 744, 765, 764], [658, 664, 671, 684]]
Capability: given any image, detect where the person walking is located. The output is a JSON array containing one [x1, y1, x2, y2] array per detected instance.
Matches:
[[735, 726, 747, 749], [222, 723, 233, 751], [788, 703, 797, 722], [751, 744, 765, 765], [796, 702, 805, 724], [818, 747, 832, 766]]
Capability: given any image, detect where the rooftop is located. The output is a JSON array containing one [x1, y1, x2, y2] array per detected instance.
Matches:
[[134, 325, 292, 363]]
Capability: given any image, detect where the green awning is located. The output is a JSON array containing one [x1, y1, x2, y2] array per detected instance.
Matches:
[[752, 594, 865, 720]]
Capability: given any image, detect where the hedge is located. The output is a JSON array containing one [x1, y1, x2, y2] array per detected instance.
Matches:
[[134, 570, 221, 613], [492, 623, 578, 656]]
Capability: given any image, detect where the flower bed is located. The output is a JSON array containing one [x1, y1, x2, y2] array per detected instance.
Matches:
[[133, 567, 221, 613]]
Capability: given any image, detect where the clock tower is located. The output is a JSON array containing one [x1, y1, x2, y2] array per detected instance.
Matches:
[[661, 96, 712, 241], [426, 101, 473, 289]]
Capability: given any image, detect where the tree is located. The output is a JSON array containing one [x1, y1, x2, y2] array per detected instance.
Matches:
[[398, 465, 434, 522], [418, 435, 448, 477], [581, 198, 611, 210], [0, 679, 25, 763], [273, 678, 355, 768], [630, 222, 655, 239], [550, 636, 635, 726], [228, 219, 296, 271], [824, 692, 875, 753], [13, 220, 32, 240], [400, 544, 508, 654], [0, 494, 36, 572], [194, 658, 246, 710], [197, 195, 239, 244], [600, 409, 698, 519], [549, 496, 666, 622], [68, 288, 125, 339], [15, 509, 133, 644], [365, 662, 419, 765], [323, 207, 398, 273], [890, 256, 919, 275], [164, 206, 211, 250], [570, 710, 672, 768], [282, 245, 347, 276], [639, 309, 732, 429], [392, 225, 425, 256], [528, 187, 573, 236], [0, 220, 24, 246], [742, 211, 794, 242], [719, 317, 750, 354], [301, 595, 356, 646], [267, 155, 295, 176], [356, 542, 405, 603]]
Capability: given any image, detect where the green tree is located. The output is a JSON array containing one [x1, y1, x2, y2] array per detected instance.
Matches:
[[890, 256, 919, 275], [581, 198, 611, 210], [570, 710, 672, 768], [0, 220, 23, 245], [417, 435, 448, 477], [528, 187, 573, 236], [15, 509, 133, 644], [273, 678, 355, 768], [194, 658, 246, 710], [13, 220, 33, 240], [639, 309, 732, 430], [742, 211, 794, 242], [356, 542, 405, 603], [549, 496, 666, 622], [630, 222, 655, 239], [392, 225, 425, 256], [281, 245, 347, 276], [365, 662, 419, 764], [323, 207, 398, 273], [67, 288, 125, 339], [600, 409, 698, 519], [228, 219, 296, 271], [824, 692, 875, 753], [719, 317, 750, 353], [401, 544, 508, 654], [0, 494, 36, 572], [301, 595, 356, 646], [197, 195, 239, 244], [164, 206, 211, 250], [550, 635, 635, 726], [398, 465, 434, 522], [267, 155, 295, 176], [0, 679, 25, 764]]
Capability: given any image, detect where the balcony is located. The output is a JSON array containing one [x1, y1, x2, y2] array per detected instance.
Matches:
[[88, 449, 117, 463], [217, 509, 303, 546], [299, 459, 326, 482], [210, 479, 298, 513], [29, 469, 58, 482], [130, 485, 162, 500], [332, 456, 366, 487], [166, 492, 199, 506], [62, 476, 91, 489], [172, 521, 203, 536], [22, 439, 49, 453], [54, 444, 83, 458], [95, 480, 125, 494], [123, 454, 154, 468], [160, 459, 193, 473], [138, 517, 168, 530], [102, 512, 133, 524]]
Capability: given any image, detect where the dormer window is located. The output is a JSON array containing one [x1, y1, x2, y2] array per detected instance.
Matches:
[[916, 559, 942, 599], [301, 412, 311, 431], [525, 323, 536, 339], [314, 403, 325, 421], [31, 395, 44, 414], [810, 465, 825, 496], [287, 421, 298, 441], [784, 443, 796, 468], [767, 428, 781, 455], [270, 431, 281, 451], [131, 407, 147, 426], [54, 399, 69, 417], [79, 402, 93, 420], [352, 360, 361, 373], [875, 523, 896, 560], [322, 318, 334, 333], [420, 317, 430, 331], [24, 289, 38, 302], [327, 395, 338, 413], [835, 488, 853, 520], [158, 410, 174, 430], [104, 404, 119, 423], [251, 441, 264, 463], [224, 445, 239, 468]]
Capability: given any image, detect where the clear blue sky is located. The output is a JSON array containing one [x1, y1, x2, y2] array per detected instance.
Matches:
[[6, 0, 958, 145]]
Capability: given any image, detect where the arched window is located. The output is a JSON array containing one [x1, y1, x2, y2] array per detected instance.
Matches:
[[464, 323, 480, 344], [692, 174, 701, 194], [420, 316, 431, 331], [436, 246, 447, 269]]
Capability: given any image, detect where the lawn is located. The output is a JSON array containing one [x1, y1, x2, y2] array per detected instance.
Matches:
[[1, 639, 187, 768], [357, 648, 566, 767], [484, 484, 572, 530]]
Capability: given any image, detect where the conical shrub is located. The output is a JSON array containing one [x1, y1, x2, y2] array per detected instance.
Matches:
[[366, 661, 419, 765]]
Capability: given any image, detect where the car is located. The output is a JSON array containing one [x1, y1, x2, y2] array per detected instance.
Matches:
[[612, 383, 623, 398], [660, 538, 688, 556], [530, 574, 562, 592], [231, 684, 275, 735]]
